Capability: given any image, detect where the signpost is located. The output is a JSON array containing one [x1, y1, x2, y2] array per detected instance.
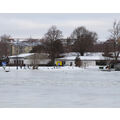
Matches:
[[56, 61, 62, 66]]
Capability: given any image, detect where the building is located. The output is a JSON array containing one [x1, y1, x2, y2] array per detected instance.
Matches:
[[9, 53, 50, 66], [10, 38, 42, 55], [55, 52, 113, 67], [11, 43, 33, 55]]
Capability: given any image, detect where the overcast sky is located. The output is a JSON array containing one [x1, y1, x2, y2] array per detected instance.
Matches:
[[0, 13, 120, 41]]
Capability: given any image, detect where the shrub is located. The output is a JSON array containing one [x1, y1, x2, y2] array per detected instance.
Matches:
[[75, 56, 81, 67]]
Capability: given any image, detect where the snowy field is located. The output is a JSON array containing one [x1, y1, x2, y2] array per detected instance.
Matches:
[[0, 66, 120, 108]]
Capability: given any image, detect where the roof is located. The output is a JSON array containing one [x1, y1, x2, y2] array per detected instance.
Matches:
[[56, 56, 112, 61], [61, 52, 104, 57], [58, 52, 120, 61], [9, 53, 34, 58], [11, 41, 42, 47], [9, 53, 49, 59]]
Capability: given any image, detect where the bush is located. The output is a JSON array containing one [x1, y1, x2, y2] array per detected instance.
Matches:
[[75, 56, 81, 67]]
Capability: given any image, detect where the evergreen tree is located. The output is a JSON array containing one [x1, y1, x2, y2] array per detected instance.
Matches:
[[75, 55, 81, 67]]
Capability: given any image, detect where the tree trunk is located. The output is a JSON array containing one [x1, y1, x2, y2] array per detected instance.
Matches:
[[51, 57, 55, 66]]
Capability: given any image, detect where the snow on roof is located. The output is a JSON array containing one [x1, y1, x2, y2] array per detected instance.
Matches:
[[84, 52, 103, 56], [79, 56, 107, 60], [61, 52, 104, 57], [61, 52, 80, 57], [9, 53, 34, 58], [9, 53, 49, 59], [57, 55, 110, 61], [58, 52, 113, 61]]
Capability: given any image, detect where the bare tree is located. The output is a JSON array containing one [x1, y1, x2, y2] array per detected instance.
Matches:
[[30, 45, 45, 53], [103, 39, 114, 57], [64, 37, 73, 53], [0, 34, 11, 43], [92, 42, 104, 52], [44, 26, 63, 65], [0, 34, 12, 58], [71, 26, 97, 56], [109, 20, 120, 63], [31, 53, 39, 69]]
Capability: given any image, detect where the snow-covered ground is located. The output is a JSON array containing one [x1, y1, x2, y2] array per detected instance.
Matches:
[[0, 66, 120, 107]]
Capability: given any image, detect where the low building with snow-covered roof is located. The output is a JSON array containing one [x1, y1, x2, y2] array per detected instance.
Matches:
[[55, 54, 113, 67], [9, 53, 50, 66]]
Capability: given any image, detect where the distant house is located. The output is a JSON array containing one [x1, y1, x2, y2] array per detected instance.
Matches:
[[11, 44, 33, 56], [9, 53, 50, 66], [10, 39, 42, 55]]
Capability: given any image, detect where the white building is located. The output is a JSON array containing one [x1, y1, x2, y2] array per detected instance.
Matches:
[[55, 52, 112, 67], [9, 53, 50, 66]]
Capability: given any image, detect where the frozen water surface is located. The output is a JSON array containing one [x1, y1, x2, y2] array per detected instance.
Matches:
[[0, 66, 120, 107]]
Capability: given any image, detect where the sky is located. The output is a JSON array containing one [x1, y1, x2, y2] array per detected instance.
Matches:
[[0, 13, 120, 41]]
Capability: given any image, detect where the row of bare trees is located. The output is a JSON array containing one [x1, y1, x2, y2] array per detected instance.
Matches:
[[32, 20, 120, 65], [31, 26, 98, 65]]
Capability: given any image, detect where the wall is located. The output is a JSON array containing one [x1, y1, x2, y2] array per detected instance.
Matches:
[[9, 58, 24, 65], [11, 45, 33, 55], [55, 59, 96, 67], [24, 59, 50, 65], [81, 60, 96, 67], [64, 60, 75, 66]]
